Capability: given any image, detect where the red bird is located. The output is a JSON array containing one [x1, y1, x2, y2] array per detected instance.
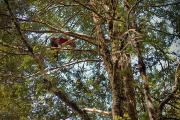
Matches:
[[50, 37, 76, 48], [50, 37, 76, 61]]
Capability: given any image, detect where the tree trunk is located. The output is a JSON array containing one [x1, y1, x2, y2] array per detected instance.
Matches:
[[111, 57, 126, 118], [121, 54, 137, 120], [111, 47, 137, 120], [90, 0, 137, 119], [102, 45, 126, 119], [109, 0, 137, 118]]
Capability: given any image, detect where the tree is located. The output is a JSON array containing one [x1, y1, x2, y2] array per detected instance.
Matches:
[[0, 0, 179, 119]]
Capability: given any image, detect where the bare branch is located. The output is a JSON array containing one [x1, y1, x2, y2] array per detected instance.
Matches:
[[83, 108, 111, 116]]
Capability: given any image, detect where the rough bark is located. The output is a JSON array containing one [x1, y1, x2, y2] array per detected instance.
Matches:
[[121, 54, 137, 120], [108, 0, 137, 119], [111, 54, 126, 118], [111, 46, 137, 120]]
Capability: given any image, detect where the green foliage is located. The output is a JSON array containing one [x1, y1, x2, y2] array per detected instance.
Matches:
[[0, 81, 31, 119], [0, 0, 179, 119]]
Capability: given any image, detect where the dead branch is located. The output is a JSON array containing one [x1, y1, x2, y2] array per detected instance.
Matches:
[[83, 108, 111, 116]]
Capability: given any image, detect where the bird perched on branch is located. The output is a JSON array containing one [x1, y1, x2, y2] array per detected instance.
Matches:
[[50, 37, 76, 48], [50, 37, 76, 61]]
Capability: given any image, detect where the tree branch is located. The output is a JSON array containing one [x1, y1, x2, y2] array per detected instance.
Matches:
[[22, 29, 98, 46], [0, 50, 28, 56], [49, 59, 102, 71], [4, 0, 34, 55], [73, 0, 105, 20], [0, 41, 28, 52], [159, 62, 180, 112], [48, 48, 98, 54], [83, 108, 111, 116], [149, 27, 180, 37], [43, 79, 91, 120]]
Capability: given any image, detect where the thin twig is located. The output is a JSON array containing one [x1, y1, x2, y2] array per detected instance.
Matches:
[[149, 27, 179, 37], [73, 0, 105, 20], [49, 59, 102, 71], [143, 1, 180, 8], [0, 50, 28, 55]]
